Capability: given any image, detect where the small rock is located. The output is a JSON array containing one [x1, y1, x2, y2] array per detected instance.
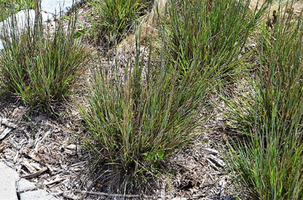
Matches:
[[41, 0, 84, 16], [20, 190, 57, 200], [0, 162, 19, 200], [17, 179, 36, 193]]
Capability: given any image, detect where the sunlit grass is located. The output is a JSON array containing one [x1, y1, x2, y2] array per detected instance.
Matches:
[[221, 4, 303, 199], [87, 0, 153, 46], [0, 6, 90, 111], [1, 0, 303, 198], [0, 0, 36, 21], [160, 0, 264, 90], [77, 0, 261, 194]]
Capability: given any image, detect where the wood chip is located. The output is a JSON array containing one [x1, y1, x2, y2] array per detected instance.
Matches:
[[0, 127, 13, 140], [207, 158, 220, 171], [74, 190, 155, 198], [66, 144, 76, 150], [203, 148, 219, 155], [0, 142, 6, 152], [70, 161, 87, 168], [208, 155, 226, 168], [13, 151, 19, 163], [1, 118, 17, 128], [26, 151, 42, 163], [44, 177, 65, 185], [30, 162, 42, 171], [22, 159, 37, 174], [34, 130, 52, 152], [23, 150, 57, 165], [63, 192, 78, 200], [21, 166, 48, 179]]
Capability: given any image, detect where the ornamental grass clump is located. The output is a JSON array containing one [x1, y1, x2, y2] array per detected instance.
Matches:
[[88, 0, 153, 46], [78, 0, 262, 193], [0, 7, 90, 110], [78, 39, 219, 192], [160, 0, 263, 85], [221, 5, 303, 199]]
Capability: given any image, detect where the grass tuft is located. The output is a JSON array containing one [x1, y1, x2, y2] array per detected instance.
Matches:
[[88, 0, 153, 47], [221, 4, 303, 199], [0, 7, 90, 111], [77, 0, 262, 193], [77, 39, 217, 192], [160, 0, 262, 87]]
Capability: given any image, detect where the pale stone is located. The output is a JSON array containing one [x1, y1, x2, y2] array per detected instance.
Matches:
[[20, 190, 57, 200], [41, 0, 83, 16], [0, 162, 19, 200], [17, 178, 36, 193]]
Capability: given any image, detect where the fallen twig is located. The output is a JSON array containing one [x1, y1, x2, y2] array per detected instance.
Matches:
[[21, 166, 48, 179], [74, 190, 165, 199]]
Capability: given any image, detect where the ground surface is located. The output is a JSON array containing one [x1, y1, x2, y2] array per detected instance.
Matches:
[[0, 2, 237, 197], [0, 95, 237, 200], [0, 1, 302, 199]]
